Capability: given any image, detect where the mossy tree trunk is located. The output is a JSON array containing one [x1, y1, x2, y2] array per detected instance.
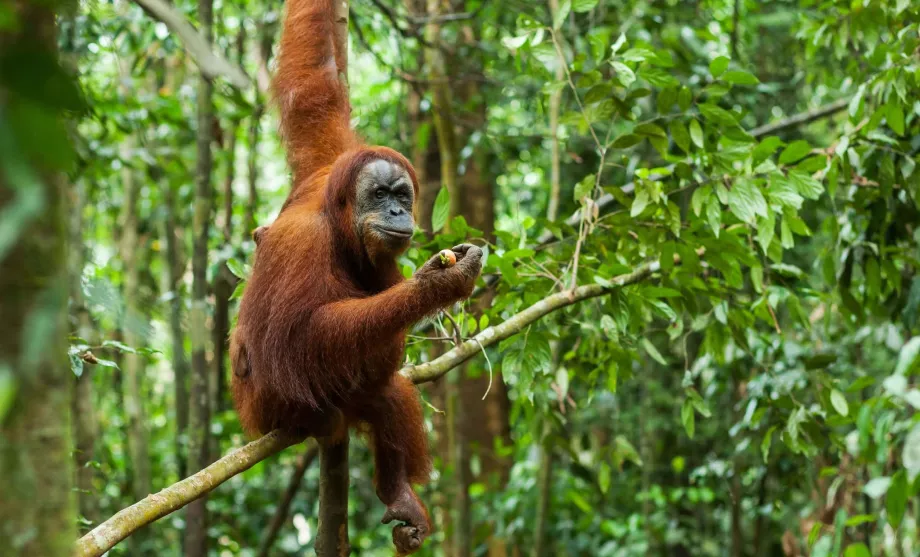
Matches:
[[0, 4, 76, 555]]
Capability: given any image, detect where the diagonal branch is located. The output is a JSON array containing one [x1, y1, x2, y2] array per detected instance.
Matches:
[[74, 257, 670, 556], [132, 0, 251, 89], [75, 431, 304, 557]]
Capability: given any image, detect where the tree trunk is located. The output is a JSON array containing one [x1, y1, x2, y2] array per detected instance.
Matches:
[[119, 138, 153, 530], [184, 0, 215, 552], [164, 180, 190, 477], [316, 439, 350, 557], [70, 173, 99, 528], [546, 0, 565, 221], [212, 27, 246, 417], [0, 7, 75, 555]]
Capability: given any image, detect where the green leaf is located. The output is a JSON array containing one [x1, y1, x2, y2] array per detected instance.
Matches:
[[722, 70, 759, 85], [573, 174, 595, 201], [681, 400, 695, 438], [705, 196, 721, 237], [670, 120, 691, 153], [844, 543, 871, 557], [226, 258, 247, 279], [689, 119, 704, 148], [761, 425, 777, 463], [787, 170, 824, 200], [844, 515, 875, 527], [642, 338, 667, 365], [778, 140, 812, 164], [830, 389, 849, 417], [903, 424, 920, 480], [598, 462, 611, 493], [572, 0, 598, 11], [888, 104, 905, 136], [611, 61, 635, 88], [567, 489, 592, 513], [709, 56, 729, 77], [698, 103, 738, 127], [887, 471, 907, 528], [691, 184, 711, 216], [431, 187, 450, 232], [501, 35, 530, 49], [894, 337, 920, 375], [630, 189, 650, 217], [610, 133, 642, 149], [727, 179, 767, 224], [635, 122, 666, 138], [552, 0, 571, 29]]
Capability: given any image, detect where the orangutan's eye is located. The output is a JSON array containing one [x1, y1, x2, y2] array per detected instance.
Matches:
[[375, 188, 386, 200]]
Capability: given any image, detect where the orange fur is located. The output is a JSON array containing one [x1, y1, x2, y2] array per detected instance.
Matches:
[[229, 1, 479, 552]]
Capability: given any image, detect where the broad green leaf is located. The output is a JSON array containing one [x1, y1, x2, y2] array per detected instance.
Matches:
[[903, 424, 920, 480], [635, 122, 666, 138], [727, 179, 767, 224], [778, 140, 811, 164], [681, 400, 695, 438], [689, 118, 704, 148], [887, 471, 907, 528], [762, 425, 777, 463], [631, 189, 650, 217], [830, 389, 849, 417], [610, 133, 642, 149], [572, 0, 599, 11], [709, 56, 729, 77], [553, 0, 571, 29], [568, 489, 592, 513], [756, 211, 775, 252], [226, 258, 247, 279], [787, 170, 824, 200], [705, 195, 721, 237], [691, 184, 711, 216], [722, 70, 759, 85], [888, 104, 905, 136], [894, 337, 920, 375], [844, 544, 870, 557], [501, 35, 530, 49], [598, 462, 611, 493], [642, 337, 667, 365], [574, 174, 595, 201], [670, 120, 691, 153], [698, 103, 738, 127], [431, 187, 450, 231], [611, 61, 635, 87]]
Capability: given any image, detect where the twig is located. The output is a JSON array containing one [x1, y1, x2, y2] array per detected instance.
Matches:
[[132, 0, 250, 89]]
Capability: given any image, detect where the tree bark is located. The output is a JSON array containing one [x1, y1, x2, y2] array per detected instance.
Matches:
[[212, 27, 246, 416], [546, 0, 564, 221], [184, 0, 215, 552], [0, 7, 75, 555], [71, 173, 99, 528], [118, 138, 153, 546], [316, 438, 350, 557], [164, 180, 190, 477]]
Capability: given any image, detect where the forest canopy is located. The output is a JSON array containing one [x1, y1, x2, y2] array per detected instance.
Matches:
[[1, 0, 920, 556]]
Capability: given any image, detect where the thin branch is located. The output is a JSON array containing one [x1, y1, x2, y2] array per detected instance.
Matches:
[[748, 99, 848, 137], [403, 259, 663, 384], [73, 256, 678, 553], [132, 0, 251, 89], [75, 431, 304, 557]]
